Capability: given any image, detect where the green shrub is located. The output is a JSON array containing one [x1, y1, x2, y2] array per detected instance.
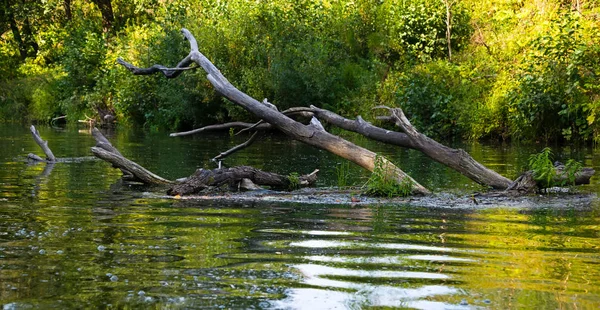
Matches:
[[508, 14, 600, 142]]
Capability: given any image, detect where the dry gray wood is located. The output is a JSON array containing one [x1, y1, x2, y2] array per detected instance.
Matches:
[[382, 106, 512, 189], [169, 122, 270, 137], [213, 132, 259, 162], [91, 147, 174, 184], [91, 128, 173, 185], [118, 28, 429, 195], [29, 125, 56, 162], [310, 106, 512, 189]]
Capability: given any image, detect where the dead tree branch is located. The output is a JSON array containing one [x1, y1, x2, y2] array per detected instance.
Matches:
[[28, 125, 56, 163], [117, 56, 196, 78], [170, 122, 270, 137], [376, 106, 513, 189], [91, 128, 173, 185], [117, 28, 429, 195], [309, 106, 512, 189], [213, 132, 259, 162]]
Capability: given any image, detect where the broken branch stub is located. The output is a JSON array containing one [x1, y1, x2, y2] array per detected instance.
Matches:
[[117, 28, 430, 195], [29, 125, 56, 163]]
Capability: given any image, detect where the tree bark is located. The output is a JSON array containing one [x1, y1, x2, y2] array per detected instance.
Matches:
[[442, 0, 453, 61], [91, 0, 114, 33], [64, 0, 72, 21], [117, 28, 430, 195], [168, 167, 319, 196]]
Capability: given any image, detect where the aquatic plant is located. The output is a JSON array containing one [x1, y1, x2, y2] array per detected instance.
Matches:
[[529, 147, 555, 188], [364, 155, 412, 197], [335, 161, 351, 187], [528, 147, 583, 188], [287, 172, 300, 190]]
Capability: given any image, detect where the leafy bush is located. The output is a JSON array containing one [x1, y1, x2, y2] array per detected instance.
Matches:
[[508, 15, 600, 142]]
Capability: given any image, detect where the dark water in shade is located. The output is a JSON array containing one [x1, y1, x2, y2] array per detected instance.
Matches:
[[1, 124, 600, 309]]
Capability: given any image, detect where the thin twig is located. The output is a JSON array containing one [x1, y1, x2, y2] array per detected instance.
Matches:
[[212, 132, 259, 162]]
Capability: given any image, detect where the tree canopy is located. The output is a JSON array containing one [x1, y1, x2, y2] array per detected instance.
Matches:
[[0, 0, 599, 142]]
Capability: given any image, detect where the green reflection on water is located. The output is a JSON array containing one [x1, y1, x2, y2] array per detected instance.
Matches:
[[0, 125, 599, 309]]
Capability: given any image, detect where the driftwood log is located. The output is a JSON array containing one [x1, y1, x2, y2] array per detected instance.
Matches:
[[90, 128, 318, 195], [117, 28, 430, 195], [506, 166, 595, 193], [168, 167, 319, 196]]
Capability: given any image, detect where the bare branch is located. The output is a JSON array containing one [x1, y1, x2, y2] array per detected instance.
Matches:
[[92, 147, 173, 184], [213, 132, 259, 161], [116, 56, 195, 79], [29, 125, 56, 162], [170, 122, 269, 137], [91, 128, 173, 185], [236, 107, 314, 136]]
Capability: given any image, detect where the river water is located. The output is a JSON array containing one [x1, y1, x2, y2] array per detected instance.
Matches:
[[0, 125, 599, 309]]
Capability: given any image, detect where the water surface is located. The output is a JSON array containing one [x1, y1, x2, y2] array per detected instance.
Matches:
[[1, 125, 599, 309]]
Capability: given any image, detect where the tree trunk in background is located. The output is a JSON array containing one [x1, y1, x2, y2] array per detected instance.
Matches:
[[443, 0, 453, 61], [91, 0, 114, 33], [64, 0, 72, 21], [22, 17, 38, 56], [6, 7, 27, 60]]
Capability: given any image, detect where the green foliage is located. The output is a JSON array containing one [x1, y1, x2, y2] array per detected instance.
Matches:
[[528, 148, 555, 189], [563, 159, 583, 186], [508, 15, 600, 142], [528, 147, 583, 188], [1, 0, 599, 144], [335, 161, 351, 187], [287, 172, 300, 191], [376, 0, 472, 62], [364, 155, 412, 197]]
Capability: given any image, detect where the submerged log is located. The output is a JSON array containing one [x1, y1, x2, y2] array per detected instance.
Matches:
[[28, 125, 56, 163], [507, 167, 595, 193], [168, 167, 319, 196], [118, 28, 429, 195]]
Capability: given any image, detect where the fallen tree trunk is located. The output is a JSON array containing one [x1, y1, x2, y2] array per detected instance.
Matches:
[[118, 28, 430, 195], [309, 106, 513, 190], [168, 167, 319, 196]]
